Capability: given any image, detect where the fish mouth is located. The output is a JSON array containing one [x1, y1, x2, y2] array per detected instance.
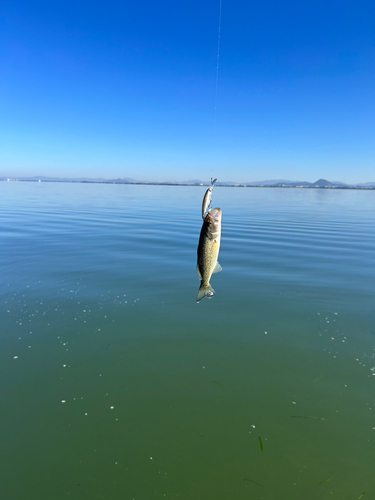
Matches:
[[207, 207, 221, 224]]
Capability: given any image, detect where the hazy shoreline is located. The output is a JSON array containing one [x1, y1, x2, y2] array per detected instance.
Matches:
[[2, 178, 375, 190]]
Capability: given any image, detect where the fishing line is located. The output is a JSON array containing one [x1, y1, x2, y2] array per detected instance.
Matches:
[[214, 0, 222, 132]]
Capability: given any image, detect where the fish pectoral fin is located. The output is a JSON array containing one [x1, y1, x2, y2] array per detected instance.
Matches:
[[196, 283, 215, 302], [196, 264, 202, 280], [212, 261, 222, 274]]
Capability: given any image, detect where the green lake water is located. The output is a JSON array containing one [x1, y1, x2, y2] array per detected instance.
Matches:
[[1, 182, 374, 499]]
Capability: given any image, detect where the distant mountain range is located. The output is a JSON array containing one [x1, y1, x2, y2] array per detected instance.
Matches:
[[1, 176, 375, 189], [1, 175, 138, 183]]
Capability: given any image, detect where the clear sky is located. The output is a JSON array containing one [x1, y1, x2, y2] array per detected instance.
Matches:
[[1, 0, 374, 183]]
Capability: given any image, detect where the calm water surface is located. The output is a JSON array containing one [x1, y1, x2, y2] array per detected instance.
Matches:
[[1, 182, 375, 499]]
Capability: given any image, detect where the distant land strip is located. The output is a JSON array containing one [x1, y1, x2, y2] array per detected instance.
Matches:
[[2, 177, 375, 190]]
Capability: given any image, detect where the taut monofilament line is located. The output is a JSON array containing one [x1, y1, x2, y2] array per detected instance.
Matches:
[[214, 0, 222, 132]]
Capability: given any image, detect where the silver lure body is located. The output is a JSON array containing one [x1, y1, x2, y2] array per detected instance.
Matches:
[[201, 178, 217, 219]]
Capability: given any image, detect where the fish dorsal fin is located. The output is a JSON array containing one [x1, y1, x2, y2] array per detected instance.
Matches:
[[196, 264, 202, 280], [212, 261, 222, 274]]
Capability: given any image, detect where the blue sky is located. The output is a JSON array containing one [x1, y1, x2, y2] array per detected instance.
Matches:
[[1, 0, 374, 183]]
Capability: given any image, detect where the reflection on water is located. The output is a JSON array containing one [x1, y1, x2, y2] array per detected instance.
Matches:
[[0, 182, 375, 499]]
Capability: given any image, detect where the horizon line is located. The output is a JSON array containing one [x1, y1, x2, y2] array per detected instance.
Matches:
[[2, 176, 375, 190]]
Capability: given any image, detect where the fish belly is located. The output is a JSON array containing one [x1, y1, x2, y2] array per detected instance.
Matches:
[[199, 239, 219, 285]]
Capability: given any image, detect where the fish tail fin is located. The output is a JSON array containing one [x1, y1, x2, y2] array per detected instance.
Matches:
[[196, 282, 215, 303]]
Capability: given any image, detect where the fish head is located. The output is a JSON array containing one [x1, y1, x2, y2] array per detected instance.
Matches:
[[207, 207, 221, 223], [205, 208, 222, 239]]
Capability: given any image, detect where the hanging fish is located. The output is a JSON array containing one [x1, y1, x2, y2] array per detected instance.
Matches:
[[196, 206, 222, 302], [201, 178, 217, 219]]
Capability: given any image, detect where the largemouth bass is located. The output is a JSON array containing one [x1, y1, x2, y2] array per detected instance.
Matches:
[[196, 207, 222, 302]]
